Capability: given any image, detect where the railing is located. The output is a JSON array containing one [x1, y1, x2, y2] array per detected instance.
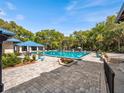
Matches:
[[103, 59, 115, 93]]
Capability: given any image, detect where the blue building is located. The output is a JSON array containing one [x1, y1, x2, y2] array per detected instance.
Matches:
[[3, 38, 21, 53], [16, 41, 44, 53], [1, 28, 44, 54]]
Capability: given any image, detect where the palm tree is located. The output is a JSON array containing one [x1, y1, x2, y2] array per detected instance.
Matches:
[[96, 34, 104, 50]]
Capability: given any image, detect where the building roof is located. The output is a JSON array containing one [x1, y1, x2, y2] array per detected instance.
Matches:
[[16, 41, 44, 47], [6, 38, 21, 43], [116, 3, 124, 22], [0, 28, 15, 36]]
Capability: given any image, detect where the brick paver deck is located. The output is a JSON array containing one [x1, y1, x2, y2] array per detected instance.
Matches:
[[3, 56, 61, 90], [109, 63, 124, 93], [3, 61, 104, 93]]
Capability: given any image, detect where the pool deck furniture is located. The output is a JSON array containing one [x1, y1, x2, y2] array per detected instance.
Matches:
[[0, 28, 15, 92], [37, 56, 45, 61]]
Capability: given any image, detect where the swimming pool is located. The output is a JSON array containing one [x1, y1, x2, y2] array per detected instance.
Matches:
[[43, 51, 89, 59]]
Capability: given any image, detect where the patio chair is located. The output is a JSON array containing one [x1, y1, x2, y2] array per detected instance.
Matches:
[[37, 56, 45, 61]]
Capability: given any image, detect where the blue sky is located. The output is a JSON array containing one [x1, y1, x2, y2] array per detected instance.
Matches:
[[0, 0, 123, 35]]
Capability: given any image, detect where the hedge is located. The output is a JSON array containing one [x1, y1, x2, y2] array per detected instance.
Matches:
[[2, 53, 21, 68]]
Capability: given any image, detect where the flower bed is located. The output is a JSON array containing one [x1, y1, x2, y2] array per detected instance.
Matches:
[[58, 58, 77, 67]]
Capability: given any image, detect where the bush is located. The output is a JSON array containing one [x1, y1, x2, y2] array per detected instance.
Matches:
[[2, 53, 21, 68], [23, 55, 31, 63], [14, 52, 20, 56], [32, 55, 36, 61], [120, 46, 124, 53]]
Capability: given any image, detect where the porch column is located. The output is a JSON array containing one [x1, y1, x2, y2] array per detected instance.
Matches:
[[29, 47, 32, 53], [0, 42, 4, 92], [37, 47, 38, 54], [43, 47, 45, 51], [37, 47, 39, 51], [14, 46, 17, 52], [19, 46, 22, 53], [27, 46, 28, 52]]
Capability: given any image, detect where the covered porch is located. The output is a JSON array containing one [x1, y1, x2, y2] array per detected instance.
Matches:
[[16, 41, 44, 53], [3, 38, 21, 53], [116, 3, 124, 22]]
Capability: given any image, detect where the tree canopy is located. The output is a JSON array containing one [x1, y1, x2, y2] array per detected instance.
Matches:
[[0, 19, 34, 41], [35, 29, 64, 49], [0, 14, 124, 53], [70, 15, 124, 52]]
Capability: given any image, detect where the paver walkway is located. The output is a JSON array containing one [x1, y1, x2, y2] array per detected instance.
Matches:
[[107, 53, 124, 59], [109, 63, 124, 93], [3, 61, 104, 93], [3, 56, 61, 90], [82, 53, 103, 63]]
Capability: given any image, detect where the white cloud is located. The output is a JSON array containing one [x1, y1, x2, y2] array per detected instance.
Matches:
[[66, 0, 106, 11], [79, 7, 118, 23], [66, 0, 77, 11], [78, 0, 104, 9], [65, 0, 119, 23], [16, 14, 25, 20], [0, 9, 6, 17], [6, 2, 16, 10], [0, 9, 13, 21]]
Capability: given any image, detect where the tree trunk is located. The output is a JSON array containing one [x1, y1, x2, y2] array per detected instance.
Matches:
[[118, 40, 121, 52], [81, 43, 83, 51]]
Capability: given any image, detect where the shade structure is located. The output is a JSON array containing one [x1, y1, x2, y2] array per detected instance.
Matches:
[[6, 38, 21, 43], [16, 41, 44, 47], [116, 3, 124, 22], [0, 28, 15, 92], [0, 28, 15, 36]]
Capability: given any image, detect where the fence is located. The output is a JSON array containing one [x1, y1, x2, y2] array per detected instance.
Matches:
[[103, 59, 115, 93]]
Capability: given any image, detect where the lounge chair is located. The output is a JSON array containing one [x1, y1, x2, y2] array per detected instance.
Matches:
[[37, 56, 45, 61]]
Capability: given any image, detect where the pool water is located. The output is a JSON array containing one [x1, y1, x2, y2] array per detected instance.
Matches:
[[43, 51, 89, 59]]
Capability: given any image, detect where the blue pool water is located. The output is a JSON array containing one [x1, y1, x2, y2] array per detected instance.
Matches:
[[43, 51, 89, 59]]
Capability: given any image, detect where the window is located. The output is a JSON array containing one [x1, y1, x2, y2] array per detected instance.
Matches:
[[31, 47, 37, 51], [22, 46, 27, 51], [39, 47, 43, 50]]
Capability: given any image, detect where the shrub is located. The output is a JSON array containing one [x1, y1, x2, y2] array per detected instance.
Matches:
[[2, 53, 21, 68], [2, 56, 8, 68], [120, 47, 124, 53], [32, 55, 36, 61], [14, 52, 20, 56], [23, 55, 31, 63]]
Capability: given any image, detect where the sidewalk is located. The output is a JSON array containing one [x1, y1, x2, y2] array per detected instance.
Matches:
[[2, 56, 61, 90], [81, 53, 103, 63]]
